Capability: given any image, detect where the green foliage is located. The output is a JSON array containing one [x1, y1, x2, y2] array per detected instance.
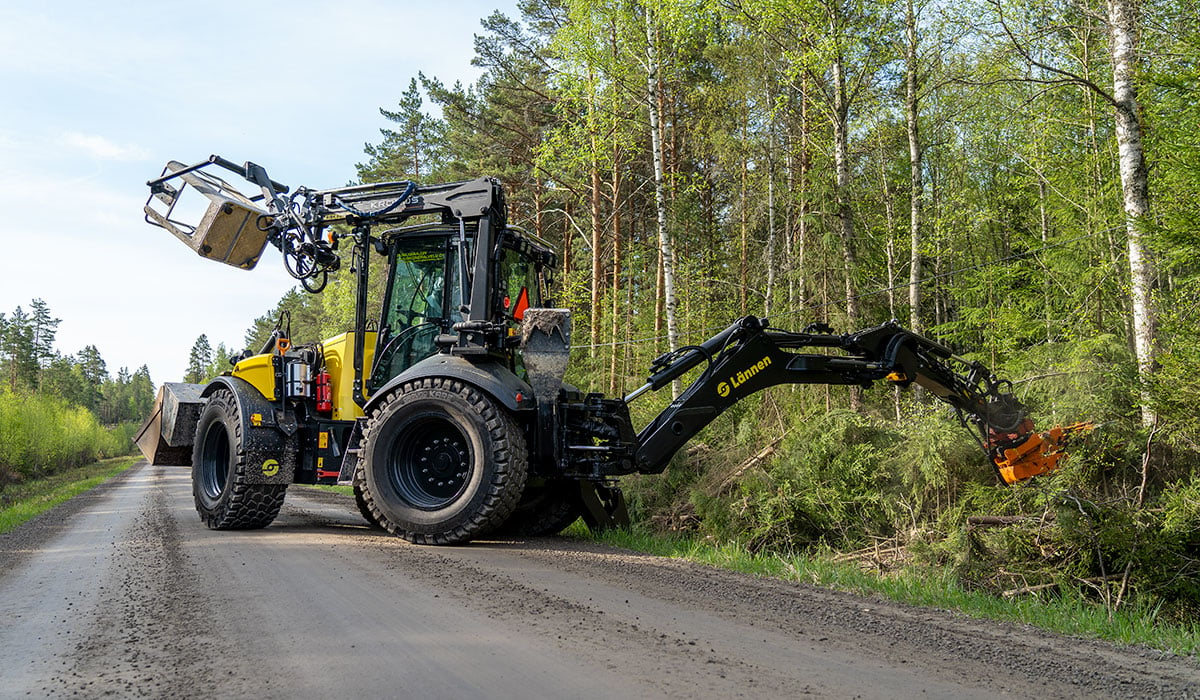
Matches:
[[0, 297, 146, 490], [96, 366, 156, 425], [0, 457, 137, 534], [0, 389, 135, 488], [732, 410, 904, 548], [695, 405, 983, 551]]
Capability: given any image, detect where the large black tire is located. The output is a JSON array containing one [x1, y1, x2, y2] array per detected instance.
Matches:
[[192, 389, 287, 529], [352, 465, 383, 529], [489, 479, 583, 537], [359, 378, 528, 545]]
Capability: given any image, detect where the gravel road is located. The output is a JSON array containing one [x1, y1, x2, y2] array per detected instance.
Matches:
[[1, 460, 1196, 698]]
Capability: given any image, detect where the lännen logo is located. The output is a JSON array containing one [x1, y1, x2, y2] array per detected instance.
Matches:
[[717, 355, 772, 398]]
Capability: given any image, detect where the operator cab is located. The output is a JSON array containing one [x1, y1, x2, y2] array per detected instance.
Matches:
[[368, 223, 555, 391]]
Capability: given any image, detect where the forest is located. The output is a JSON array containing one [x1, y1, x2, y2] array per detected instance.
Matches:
[[215, 0, 1195, 622], [0, 299, 150, 486]]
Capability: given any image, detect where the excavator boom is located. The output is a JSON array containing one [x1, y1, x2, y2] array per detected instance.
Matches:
[[546, 315, 1088, 485]]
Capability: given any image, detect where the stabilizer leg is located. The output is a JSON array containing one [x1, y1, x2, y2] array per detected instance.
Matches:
[[579, 482, 630, 531]]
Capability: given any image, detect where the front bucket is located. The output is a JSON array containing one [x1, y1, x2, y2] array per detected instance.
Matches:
[[134, 383, 206, 465]]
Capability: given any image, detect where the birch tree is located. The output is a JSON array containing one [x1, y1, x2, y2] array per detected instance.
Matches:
[[1106, 0, 1156, 427], [983, 0, 1157, 425], [644, 2, 681, 377]]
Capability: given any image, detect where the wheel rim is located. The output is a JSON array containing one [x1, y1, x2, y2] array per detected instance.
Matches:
[[387, 415, 471, 510], [198, 420, 231, 502]]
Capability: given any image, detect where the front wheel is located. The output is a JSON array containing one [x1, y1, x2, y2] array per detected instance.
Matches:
[[359, 378, 528, 545], [192, 389, 286, 529], [353, 464, 383, 529]]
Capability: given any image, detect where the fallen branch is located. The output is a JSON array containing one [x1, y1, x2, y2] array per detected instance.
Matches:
[[967, 513, 1056, 528], [1002, 575, 1124, 598], [1002, 581, 1059, 598], [711, 432, 788, 494]]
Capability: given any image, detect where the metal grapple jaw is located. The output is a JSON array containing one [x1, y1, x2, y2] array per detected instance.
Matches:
[[988, 421, 1095, 484]]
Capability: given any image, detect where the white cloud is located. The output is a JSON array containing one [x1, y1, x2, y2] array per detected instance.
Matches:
[[58, 131, 149, 162]]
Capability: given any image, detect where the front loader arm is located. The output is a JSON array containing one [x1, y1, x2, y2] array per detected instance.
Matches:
[[629, 316, 1088, 483]]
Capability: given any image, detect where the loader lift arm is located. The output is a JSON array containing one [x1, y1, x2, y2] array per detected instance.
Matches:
[[601, 316, 1085, 483]]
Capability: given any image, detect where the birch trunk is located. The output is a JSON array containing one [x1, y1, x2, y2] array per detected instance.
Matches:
[[646, 10, 680, 393], [1106, 0, 1156, 427], [905, 0, 923, 335], [740, 111, 749, 315], [609, 147, 623, 396], [589, 153, 603, 359], [796, 74, 810, 313], [587, 67, 603, 360]]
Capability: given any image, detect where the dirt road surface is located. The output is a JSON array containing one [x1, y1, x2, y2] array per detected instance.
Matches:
[[1, 461, 1196, 698]]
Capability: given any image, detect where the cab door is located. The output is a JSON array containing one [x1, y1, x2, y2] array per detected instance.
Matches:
[[369, 232, 465, 389]]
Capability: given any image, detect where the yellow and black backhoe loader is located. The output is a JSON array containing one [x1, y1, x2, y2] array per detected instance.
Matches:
[[135, 156, 1090, 544]]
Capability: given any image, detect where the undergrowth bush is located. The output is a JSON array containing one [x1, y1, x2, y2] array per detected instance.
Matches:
[[727, 410, 902, 549], [0, 390, 133, 488]]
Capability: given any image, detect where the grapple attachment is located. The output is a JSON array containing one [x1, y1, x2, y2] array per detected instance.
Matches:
[[144, 160, 272, 269]]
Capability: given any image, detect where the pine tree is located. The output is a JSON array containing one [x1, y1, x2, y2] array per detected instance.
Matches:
[[28, 298, 60, 389], [185, 334, 212, 383], [3, 306, 36, 391], [358, 78, 446, 182], [207, 343, 232, 380], [76, 345, 107, 410]]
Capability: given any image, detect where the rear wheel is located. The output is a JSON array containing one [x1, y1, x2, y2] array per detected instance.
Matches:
[[360, 378, 528, 545], [192, 389, 287, 529], [490, 479, 583, 537]]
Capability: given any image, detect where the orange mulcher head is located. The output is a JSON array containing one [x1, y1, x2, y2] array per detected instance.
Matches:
[[990, 422, 1095, 484]]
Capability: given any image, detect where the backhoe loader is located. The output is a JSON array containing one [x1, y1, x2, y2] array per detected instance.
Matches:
[[135, 156, 1089, 544]]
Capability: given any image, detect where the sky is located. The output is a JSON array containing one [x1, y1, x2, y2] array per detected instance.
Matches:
[[0, 0, 519, 386]]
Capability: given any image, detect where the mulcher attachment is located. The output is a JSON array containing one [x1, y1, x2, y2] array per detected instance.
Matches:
[[989, 421, 1095, 484]]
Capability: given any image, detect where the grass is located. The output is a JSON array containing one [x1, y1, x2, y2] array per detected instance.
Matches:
[[306, 484, 354, 496], [564, 521, 1200, 659], [0, 456, 139, 534]]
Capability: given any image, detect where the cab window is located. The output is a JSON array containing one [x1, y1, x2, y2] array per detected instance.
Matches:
[[499, 247, 542, 326]]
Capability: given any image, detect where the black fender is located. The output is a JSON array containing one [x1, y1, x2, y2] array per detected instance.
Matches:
[[364, 353, 536, 416], [201, 376, 297, 485]]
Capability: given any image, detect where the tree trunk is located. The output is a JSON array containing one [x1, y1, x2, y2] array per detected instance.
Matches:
[[765, 82, 777, 319], [831, 49, 861, 411], [533, 178, 544, 242], [646, 10, 680, 394], [1106, 0, 1156, 427], [589, 155, 603, 360], [562, 202, 573, 277], [796, 74, 810, 314], [609, 143, 623, 396], [905, 0, 923, 335], [740, 106, 749, 315], [879, 134, 897, 318], [831, 58, 859, 328]]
